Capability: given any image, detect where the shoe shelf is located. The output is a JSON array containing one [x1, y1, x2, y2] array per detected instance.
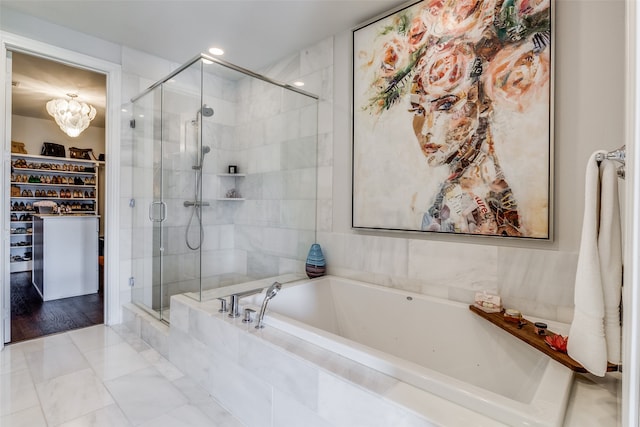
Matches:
[[10, 154, 100, 272], [12, 196, 96, 200], [9, 226, 32, 273], [10, 153, 99, 217]]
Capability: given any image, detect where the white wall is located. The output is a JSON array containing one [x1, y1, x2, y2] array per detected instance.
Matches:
[[319, 0, 627, 322], [11, 115, 105, 155]]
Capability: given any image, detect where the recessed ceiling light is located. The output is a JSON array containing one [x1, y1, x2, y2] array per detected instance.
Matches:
[[209, 47, 224, 56], [293, 81, 305, 87]]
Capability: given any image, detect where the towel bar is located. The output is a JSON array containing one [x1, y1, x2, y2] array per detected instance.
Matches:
[[596, 145, 625, 179]]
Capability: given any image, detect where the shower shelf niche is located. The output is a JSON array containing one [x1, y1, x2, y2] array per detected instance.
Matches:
[[216, 173, 245, 201]]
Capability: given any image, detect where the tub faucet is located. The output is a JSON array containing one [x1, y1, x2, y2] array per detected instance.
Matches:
[[255, 281, 281, 329], [227, 288, 265, 318]]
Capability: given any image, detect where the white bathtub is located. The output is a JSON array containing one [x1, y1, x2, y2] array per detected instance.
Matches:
[[246, 276, 573, 427]]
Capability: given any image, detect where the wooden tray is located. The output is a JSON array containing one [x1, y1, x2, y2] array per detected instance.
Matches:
[[469, 305, 619, 373]]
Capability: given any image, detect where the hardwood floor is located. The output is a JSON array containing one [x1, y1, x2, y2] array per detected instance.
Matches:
[[10, 271, 103, 343]]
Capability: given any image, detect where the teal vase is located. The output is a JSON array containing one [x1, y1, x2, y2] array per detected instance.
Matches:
[[305, 243, 326, 279]]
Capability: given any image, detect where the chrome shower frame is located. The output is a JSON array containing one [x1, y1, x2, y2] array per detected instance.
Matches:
[[131, 53, 317, 104]]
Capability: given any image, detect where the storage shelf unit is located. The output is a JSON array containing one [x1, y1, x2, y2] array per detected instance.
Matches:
[[9, 153, 101, 272]]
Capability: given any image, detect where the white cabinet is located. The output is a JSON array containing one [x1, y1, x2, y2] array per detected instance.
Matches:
[[32, 215, 99, 301]]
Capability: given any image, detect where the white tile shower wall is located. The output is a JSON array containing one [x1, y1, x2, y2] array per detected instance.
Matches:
[[230, 59, 320, 280]]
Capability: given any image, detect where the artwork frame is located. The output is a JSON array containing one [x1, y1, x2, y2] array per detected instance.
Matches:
[[352, 0, 553, 239]]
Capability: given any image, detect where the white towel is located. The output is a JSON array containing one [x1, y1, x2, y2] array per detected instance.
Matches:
[[568, 152, 623, 376], [599, 160, 623, 365]]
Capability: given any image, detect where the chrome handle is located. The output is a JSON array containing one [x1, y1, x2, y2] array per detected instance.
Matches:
[[243, 308, 255, 323], [228, 294, 241, 318], [160, 201, 167, 221], [148, 201, 167, 222], [218, 298, 228, 313]]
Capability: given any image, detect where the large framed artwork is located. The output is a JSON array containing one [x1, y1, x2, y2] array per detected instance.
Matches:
[[352, 0, 552, 239]]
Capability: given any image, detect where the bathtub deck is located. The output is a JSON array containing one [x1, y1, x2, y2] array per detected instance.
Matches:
[[469, 305, 619, 373]]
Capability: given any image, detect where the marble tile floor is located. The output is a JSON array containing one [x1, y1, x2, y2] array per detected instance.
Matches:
[[0, 324, 244, 427]]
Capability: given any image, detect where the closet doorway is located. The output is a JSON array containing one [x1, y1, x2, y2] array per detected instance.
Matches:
[[7, 50, 107, 343]]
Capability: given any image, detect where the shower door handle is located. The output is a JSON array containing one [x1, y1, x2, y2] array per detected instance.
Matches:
[[149, 201, 167, 222]]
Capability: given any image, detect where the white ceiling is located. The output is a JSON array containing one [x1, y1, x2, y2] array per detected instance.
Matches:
[[12, 52, 107, 127], [4, 0, 406, 126], [3, 0, 406, 71]]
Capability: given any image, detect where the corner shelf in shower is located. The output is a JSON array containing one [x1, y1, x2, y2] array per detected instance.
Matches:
[[216, 173, 245, 201], [469, 305, 620, 373]]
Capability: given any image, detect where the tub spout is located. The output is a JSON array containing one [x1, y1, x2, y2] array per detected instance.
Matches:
[[256, 281, 281, 329]]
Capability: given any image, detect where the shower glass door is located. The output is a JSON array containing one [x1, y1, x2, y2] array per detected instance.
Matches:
[[130, 86, 162, 319], [159, 60, 205, 319], [130, 60, 205, 321]]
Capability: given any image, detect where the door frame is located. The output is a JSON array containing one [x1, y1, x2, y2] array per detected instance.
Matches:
[[0, 32, 122, 347]]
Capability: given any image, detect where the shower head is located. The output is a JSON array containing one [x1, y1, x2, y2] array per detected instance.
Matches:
[[200, 105, 214, 117], [202, 145, 211, 155], [265, 281, 282, 300]]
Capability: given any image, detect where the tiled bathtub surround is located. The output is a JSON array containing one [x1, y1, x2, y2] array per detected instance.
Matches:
[[117, 291, 619, 427], [166, 294, 507, 427]]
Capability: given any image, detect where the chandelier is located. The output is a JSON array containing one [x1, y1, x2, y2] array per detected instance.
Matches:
[[46, 94, 96, 138]]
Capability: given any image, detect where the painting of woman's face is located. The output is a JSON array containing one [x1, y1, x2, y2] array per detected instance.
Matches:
[[408, 41, 484, 166], [352, 0, 551, 238], [411, 89, 480, 166]]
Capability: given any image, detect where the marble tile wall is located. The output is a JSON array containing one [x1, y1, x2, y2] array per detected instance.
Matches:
[[321, 1, 626, 323], [285, 34, 583, 323]]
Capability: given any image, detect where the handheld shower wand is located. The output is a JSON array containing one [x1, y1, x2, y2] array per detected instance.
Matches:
[[256, 282, 282, 329], [185, 104, 214, 251]]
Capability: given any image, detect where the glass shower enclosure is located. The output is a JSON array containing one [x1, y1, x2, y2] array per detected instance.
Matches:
[[128, 53, 318, 322]]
